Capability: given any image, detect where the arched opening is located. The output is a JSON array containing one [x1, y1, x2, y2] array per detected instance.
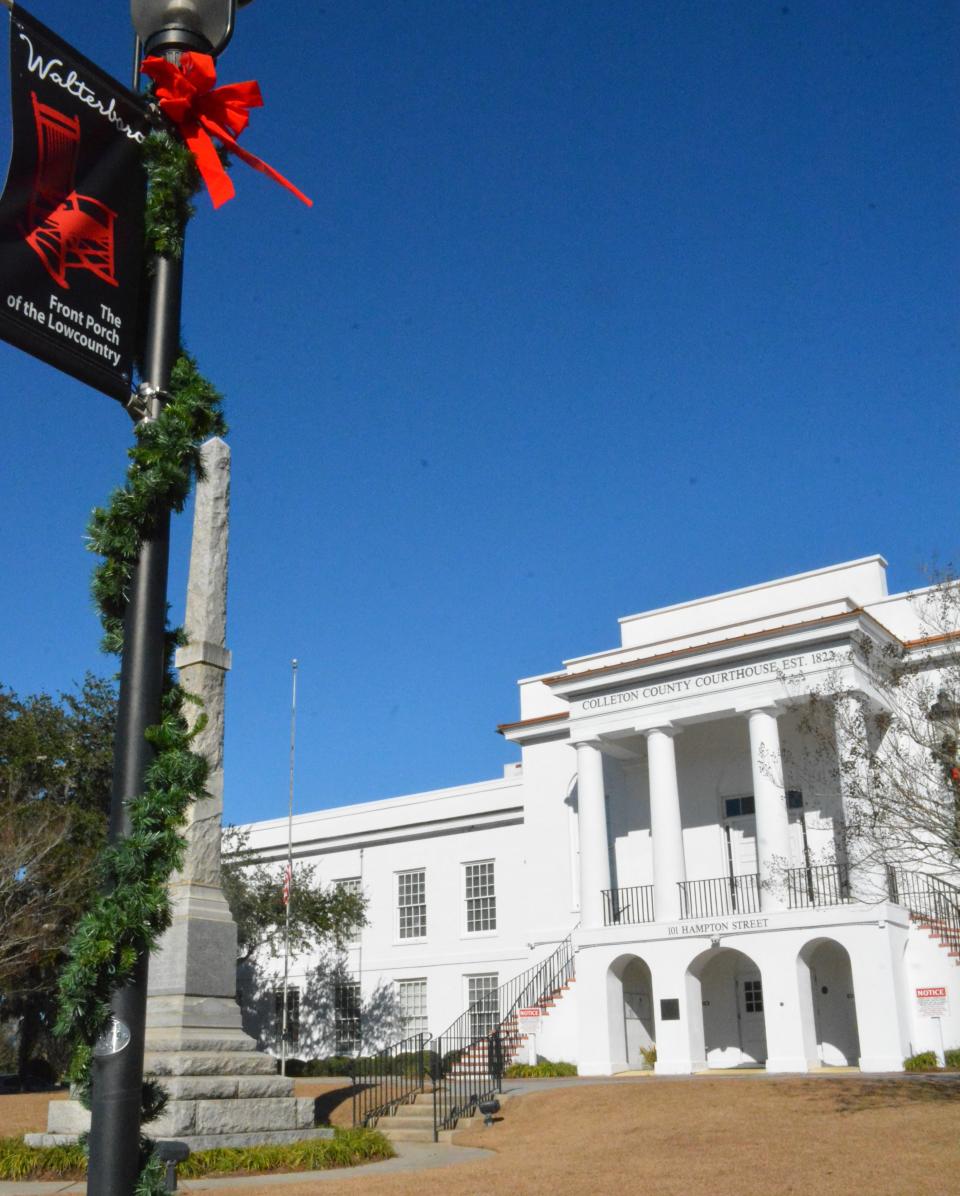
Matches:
[[799, 938, 860, 1067], [689, 947, 767, 1068], [608, 954, 655, 1068]]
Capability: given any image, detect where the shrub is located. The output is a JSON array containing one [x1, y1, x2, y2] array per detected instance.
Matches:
[[903, 1051, 940, 1072], [284, 1056, 355, 1077], [640, 1044, 657, 1068], [0, 1138, 86, 1181], [944, 1049, 960, 1071], [0, 1129, 393, 1182], [504, 1058, 578, 1078], [178, 1128, 393, 1178]]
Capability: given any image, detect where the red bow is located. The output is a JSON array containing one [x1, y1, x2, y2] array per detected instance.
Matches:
[[141, 52, 312, 210]]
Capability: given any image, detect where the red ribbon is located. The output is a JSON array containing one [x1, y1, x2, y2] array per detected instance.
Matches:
[[141, 52, 312, 210]]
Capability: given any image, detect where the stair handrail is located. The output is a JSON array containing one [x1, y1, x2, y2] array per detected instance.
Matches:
[[434, 925, 579, 1043], [431, 925, 578, 1138], [351, 1031, 432, 1127], [888, 868, 960, 943]]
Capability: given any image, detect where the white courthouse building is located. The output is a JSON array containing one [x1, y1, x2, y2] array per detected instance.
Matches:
[[244, 556, 960, 1075]]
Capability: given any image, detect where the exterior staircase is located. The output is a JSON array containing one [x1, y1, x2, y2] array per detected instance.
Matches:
[[352, 928, 578, 1142], [452, 976, 577, 1072], [368, 1090, 472, 1144], [889, 868, 960, 965]]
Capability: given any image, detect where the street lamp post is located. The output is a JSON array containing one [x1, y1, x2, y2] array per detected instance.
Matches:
[[84, 5, 241, 1192]]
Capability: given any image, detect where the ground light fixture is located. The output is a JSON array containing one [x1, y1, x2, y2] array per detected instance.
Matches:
[[477, 1097, 501, 1127], [155, 1140, 190, 1192]]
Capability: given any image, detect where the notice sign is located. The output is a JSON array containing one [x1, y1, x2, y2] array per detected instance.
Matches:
[[0, 6, 149, 401], [518, 1007, 541, 1023], [916, 987, 949, 1018]]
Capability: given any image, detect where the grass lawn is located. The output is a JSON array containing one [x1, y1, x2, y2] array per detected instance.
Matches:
[[194, 1076, 960, 1196], [7, 1075, 959, 1194]]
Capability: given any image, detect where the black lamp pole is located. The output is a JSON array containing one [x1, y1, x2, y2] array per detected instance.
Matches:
[[85, 5, 239, 1192]]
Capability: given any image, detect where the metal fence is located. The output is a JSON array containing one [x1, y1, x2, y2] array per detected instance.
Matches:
[[351, 1033, 431, 1128], [432, 1032, 503, 1137], [678, 874, 761, 918], [888, 868, 960, 944], [786, 863, 850, 908], [602, 884, 655, 926]]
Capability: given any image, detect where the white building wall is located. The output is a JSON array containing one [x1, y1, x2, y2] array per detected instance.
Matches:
[[241, 557, 960, 1077]]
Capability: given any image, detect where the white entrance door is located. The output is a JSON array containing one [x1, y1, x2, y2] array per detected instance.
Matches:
[[812, 967, 860, 1066], [736, 972, 767, 1065], [624, 986, 652, 1066], [725, 815, 758, 875]]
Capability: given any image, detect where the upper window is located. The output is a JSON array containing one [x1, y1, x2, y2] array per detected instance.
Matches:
[[465, 860, 496, 933], [335, 876, 363, 945], [397, 869, 426, 939], [724, 795, 755, 819]]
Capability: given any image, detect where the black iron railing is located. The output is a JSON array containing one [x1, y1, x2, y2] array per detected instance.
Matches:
[[679, 874, 761, 918], [602, 884, 655, 925], [786, 863, 851, 908], [431, 928, 577, 1136], [887, 868, 960, 945], [351, 1033, 431, 1127], [432, 1032, 503, 1139]]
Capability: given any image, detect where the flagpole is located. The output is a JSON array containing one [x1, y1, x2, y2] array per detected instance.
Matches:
[[281, 658, 297, 1077]]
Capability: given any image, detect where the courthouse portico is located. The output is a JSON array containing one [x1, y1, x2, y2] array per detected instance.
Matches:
[[243, 556, 960, 1082]]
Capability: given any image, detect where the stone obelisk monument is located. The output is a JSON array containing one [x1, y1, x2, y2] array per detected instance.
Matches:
[[34, 439, 324, 1149]]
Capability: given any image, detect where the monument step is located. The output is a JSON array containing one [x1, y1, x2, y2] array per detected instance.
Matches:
[[161, 1074, 295, 1100], [144, 1050, 278, 1076], [46, 1095, 314, 1138], [144, 1032, 257, 1053]]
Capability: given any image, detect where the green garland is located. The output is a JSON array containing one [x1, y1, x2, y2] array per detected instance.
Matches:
[[54, 124, 227, 1195]]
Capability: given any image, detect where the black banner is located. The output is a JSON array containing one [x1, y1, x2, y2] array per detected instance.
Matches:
[[0, 6, 149, 403]]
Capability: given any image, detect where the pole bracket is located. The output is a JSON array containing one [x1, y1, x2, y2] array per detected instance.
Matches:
[[126, 382, 171, 423]]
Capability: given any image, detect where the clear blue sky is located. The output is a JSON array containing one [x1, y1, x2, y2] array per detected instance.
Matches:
[[1, 1, 957, 825]]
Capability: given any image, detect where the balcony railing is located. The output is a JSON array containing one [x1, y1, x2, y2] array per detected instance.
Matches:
[[602, 884, 655, 926], [679, 874, 761, 918], [786, 863, 850, 908]]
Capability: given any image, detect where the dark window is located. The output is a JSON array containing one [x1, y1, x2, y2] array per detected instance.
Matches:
[[786, 789, 804, 810], [743, 979, 764, 1013], [724, 796, 755, 818], [659, 998, 680, 1021], [334, 980, 361, 1054], [274, 986, 299, 1046]]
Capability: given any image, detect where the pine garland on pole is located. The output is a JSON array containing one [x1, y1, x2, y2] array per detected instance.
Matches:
[[54, 131, 225, 1194]]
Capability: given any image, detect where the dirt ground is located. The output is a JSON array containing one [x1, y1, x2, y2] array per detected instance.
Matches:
[[0, 1089, 67, 1137], [7, 1076, 960, 1196]]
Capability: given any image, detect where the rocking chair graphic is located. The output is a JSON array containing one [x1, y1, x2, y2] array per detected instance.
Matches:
[[23, 92, 119, 290]]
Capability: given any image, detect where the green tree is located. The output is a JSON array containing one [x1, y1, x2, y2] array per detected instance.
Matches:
[[0, 676, 115, 1085], [220, 826, 366, 966]]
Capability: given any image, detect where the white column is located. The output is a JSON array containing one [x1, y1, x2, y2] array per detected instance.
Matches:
[[747, 707, 791, 913], [646, 727, 685, 922], [835, 693, 886, 902], [575, 740, 611, 928]]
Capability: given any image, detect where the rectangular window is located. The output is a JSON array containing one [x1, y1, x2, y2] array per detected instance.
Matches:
[[398, 978, 428, 1038], [273, 986, 300, 1046], [742, 978, 764, 1013], [724, 795, 755, 818], [334, 979, 361, 1054], [467, 973, 499, 1038], [335, 877, 363, 944], [397, 869, 426, 939], [465, 860, 496, 933]]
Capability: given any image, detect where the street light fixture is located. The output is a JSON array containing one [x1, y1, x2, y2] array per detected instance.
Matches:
[[131, 0, 238, 55]]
